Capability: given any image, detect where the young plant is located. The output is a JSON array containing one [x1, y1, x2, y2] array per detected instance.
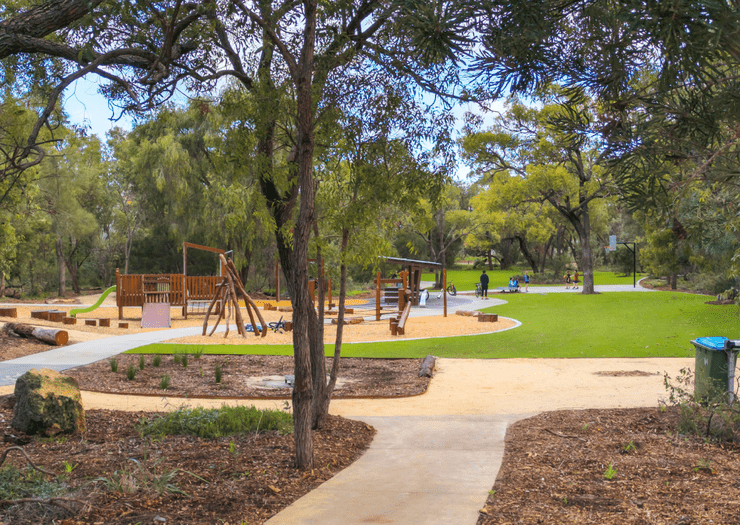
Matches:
[[173, 353, 182, 365], [622, 440, 637, 453], [126, 365, 137, 381], [192, 346, 204, 360], [603, 464, 617, 480], [139, 355, 146, 370], [160, 374, 171, 390], [215, 365, 222, 384], [181, 354, 188, 369], [110, 358, 118, 372], [152, 355, 162, 367]]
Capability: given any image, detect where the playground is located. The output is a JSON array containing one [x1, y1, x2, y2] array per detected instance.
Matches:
[[1, 274, 739, 524]]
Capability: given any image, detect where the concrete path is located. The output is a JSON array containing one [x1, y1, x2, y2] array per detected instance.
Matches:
[[266, 414, 521, 525]]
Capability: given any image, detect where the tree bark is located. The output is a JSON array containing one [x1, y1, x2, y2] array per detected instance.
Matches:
[[4, 323, 68, 345], [55, 238, 66, 296]]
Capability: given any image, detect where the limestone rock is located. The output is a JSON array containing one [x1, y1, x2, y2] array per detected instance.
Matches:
[[12, 369, 86, 436]]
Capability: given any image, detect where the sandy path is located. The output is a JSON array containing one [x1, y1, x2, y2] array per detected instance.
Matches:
[[0, 356, 691, 416]]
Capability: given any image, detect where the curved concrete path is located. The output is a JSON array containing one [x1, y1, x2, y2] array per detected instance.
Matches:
[[1, 282, 678, 524]]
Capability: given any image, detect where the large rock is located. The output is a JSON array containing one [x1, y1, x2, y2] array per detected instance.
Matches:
[[12, 369, 86, 436]]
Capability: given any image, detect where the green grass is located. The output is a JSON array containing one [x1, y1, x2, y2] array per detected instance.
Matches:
[[127, 291, 736, 359], [424, 269, 647, 291]]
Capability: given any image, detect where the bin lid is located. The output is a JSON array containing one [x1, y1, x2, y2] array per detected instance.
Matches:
[[695, 336, 729, 350]]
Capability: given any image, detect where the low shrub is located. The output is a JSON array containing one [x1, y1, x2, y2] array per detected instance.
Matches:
[[138, 355, 146, 370], [110, 358, 118, 373], [126, 365, 136, 381], [137, 406, 293, 439], [160, 374, 170, 390], [152, 355, 162, 367]]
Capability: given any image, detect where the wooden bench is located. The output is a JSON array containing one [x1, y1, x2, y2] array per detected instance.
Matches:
[[31, 310, 50, 320], [47, 311, 64, 322], [118, 322, 129, 329]]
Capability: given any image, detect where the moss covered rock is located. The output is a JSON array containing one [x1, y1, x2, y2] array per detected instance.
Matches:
[[12, 369, 86, 436]]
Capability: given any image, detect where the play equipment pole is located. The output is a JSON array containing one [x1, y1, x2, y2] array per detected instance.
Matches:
[[376, 271, 381, 321], [275, 259, 280, 302], [443, 268, 447, 317]]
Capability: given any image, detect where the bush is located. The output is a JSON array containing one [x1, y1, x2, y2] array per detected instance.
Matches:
[[110, 358, 118, 373], [173, 353, 182, 365], [215, 365, 222, 384], [663, 367, 740, 442], [160, 374, 170, 390], [138, 355, 146, 370], [137, 406, 293, 439], [192, 346, 204, 360], [181, 354, 188, 369], [152, 355, 162, 367], [126, 365, 136, 381]]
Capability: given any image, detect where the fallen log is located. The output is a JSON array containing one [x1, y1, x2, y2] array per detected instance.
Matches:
[[3, 323, 68, 346], [419, 355, 436, 378]]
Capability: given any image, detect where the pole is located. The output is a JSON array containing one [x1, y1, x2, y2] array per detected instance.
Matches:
[[443, 268, 447, 317], [633, 243, 636, 288]]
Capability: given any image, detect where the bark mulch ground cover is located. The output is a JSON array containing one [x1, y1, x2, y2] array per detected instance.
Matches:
[[0, 406, 374, 524], [64, 354, 430, 399], [478, 407, 740, 524]]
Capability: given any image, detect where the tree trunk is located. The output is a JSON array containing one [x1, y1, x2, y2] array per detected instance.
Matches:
[[4, 323, 68, 345], [670, 273, 677, 290], [56, 238, 66, 296], [516, 236, 538, 272], [312, 227, 349, 428], [575, 203, 595, 294], [500, 238, 514, 269]]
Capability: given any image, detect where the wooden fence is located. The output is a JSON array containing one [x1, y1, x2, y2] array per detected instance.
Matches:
[[116, 269, 224, 319]]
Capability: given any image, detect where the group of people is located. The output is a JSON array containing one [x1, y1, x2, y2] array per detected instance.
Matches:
[[478, 270, 531, 298], [564, 270, 580, 289]]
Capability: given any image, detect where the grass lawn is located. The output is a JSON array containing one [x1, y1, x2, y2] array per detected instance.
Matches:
[[128, 291, 737, 359], [423, 269, 646, 291]]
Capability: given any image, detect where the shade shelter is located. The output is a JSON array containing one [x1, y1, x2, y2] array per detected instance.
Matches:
[[380, 257, 445, 313]]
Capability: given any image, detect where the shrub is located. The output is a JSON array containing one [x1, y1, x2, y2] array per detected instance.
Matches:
[[160, 374, 170, 390], [137, 406, 293, 439], [664, 367, 740, 442], [126, 365, 136, 381], [181, 354, 188, 369], [173, 353, 182, 365], [152, 355, 162, 367], [192, 346, 204, 360], [215, 365, 222, 384], [110, 358, 118, 373], [139, 355, 146, 370]]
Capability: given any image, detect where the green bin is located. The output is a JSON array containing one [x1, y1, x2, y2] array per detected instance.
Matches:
[[692, 337, 738, 399]]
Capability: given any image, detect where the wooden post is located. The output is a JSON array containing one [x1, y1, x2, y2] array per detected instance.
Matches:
[[443, 268, 447, 317], [398, 288, 405, 314], [376, 271, 381, 321], [275, 259, 280, 302], [116, 268, 123, 320]]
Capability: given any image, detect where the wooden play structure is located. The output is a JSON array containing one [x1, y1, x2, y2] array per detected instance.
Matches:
[[201, 255, 267, 339], [115, 242, 227, 320], [375, 257, 447, 336]]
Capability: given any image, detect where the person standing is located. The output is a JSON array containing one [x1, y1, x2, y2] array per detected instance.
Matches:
[[480, 269, 490, 299], [524, 271, 530, 292], [573, 270, 580, 290], [564, 270, 571, 290]]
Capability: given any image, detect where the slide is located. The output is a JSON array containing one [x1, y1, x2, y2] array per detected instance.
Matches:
[[70, 285, 117, 318]]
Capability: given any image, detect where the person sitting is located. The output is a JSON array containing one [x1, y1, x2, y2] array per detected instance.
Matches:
[[508, 278, 516, 288]]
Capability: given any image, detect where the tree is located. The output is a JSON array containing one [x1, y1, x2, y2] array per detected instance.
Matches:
[[462, 90, 614, 292], [1, 0, 468, 469], [467, 177, 557, 272]]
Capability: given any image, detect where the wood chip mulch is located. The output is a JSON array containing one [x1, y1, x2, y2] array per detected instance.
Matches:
[[0, 407, 374, 524], [478, 406, 740, 524], [64, 354, 430, 399]]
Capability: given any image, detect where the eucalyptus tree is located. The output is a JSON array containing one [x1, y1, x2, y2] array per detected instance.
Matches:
[[472, 0, 740, 214], [462, 90, 614, 293], [467, 176, 557, 272], [0, 0, 471, 468]]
